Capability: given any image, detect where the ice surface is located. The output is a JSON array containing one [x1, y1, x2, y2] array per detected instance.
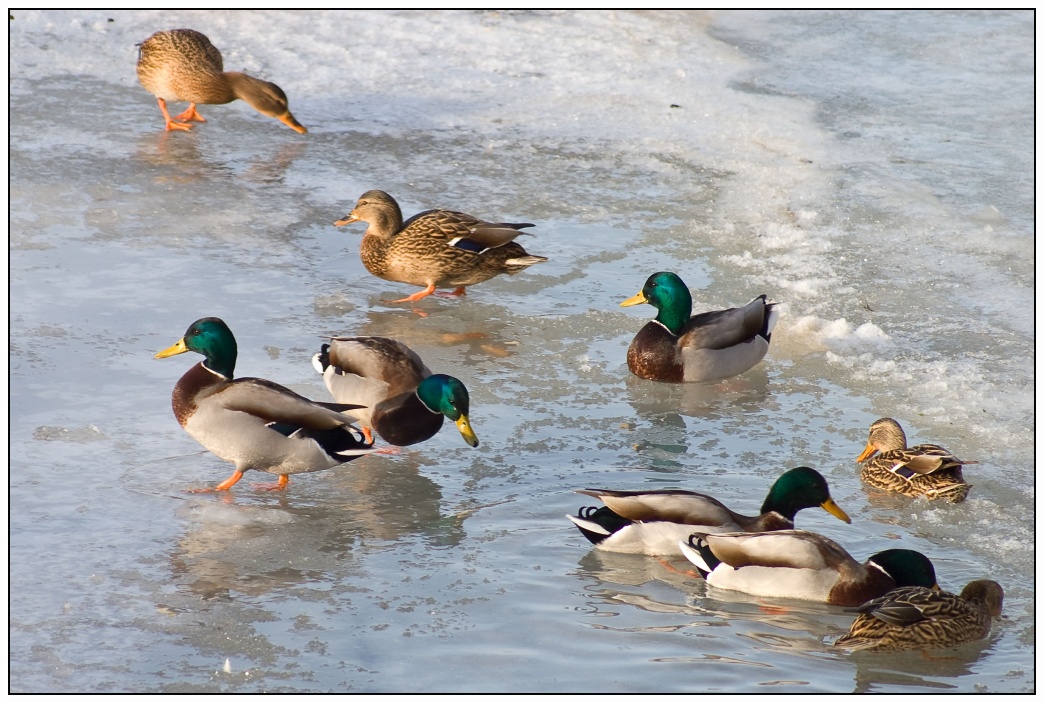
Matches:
[[9, 9, 1034, 694]]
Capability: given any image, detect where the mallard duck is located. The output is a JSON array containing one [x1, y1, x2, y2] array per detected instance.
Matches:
[[835, 579, 1004, 651], [136, 29, 306, 133], [567, 466, 851, 556], [856, 417, 974, 502], [311, 335, 479, 448], [678, 530, 938, 606], [620, 271, 779, 383], [155, 317, 372, 491], [333, 189, 547, 303]]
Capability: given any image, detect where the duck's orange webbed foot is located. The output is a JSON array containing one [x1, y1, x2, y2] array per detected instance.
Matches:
[[386, 284, 437, 304], [658, 558, 702, 579], [187, 469, 244, 493], [156, 98, 194, 132], [173, 103, 206, 123], [253, 474, 290, 491]]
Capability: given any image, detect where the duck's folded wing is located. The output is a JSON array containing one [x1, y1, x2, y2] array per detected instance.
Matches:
[[457, 221, 534, 250], [857, 587, 935, 626], [412, 210, 534, 251], [220, 377, 359, 429], [705, 530, 846, 569], [577, 489, 736, 527], [680, 296, 769, 351], [897, 445, 976, 475], [327, 336, 429, 396]]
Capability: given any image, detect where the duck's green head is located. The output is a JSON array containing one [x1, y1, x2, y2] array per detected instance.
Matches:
[[155, 317, 238, 379], [620, 271, 693, 334], [416, 374, 479, 448], [761, 466, 852, 523], [868, 549, 939, 589]]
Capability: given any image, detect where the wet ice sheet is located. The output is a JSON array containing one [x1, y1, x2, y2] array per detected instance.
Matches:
[[9, 9, 1034, 693]]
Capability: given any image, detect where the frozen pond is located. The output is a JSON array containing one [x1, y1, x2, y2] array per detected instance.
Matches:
[[9, 10, 1034, 693]]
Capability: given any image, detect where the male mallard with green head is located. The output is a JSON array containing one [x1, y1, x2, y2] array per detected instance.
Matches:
[[312, 336, 479, 448], [156, 317, 371, 491], [679, 529, 938, 606], [621, 271, 778, 383], [567, 466, 850, 556]]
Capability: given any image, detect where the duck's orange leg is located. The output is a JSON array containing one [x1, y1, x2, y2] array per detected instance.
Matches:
[[188, 468, 244, 493], [173, 103, 207, 122], [386, 284, 437, 303], [157, 98, 193, 131], [658, 558, 702, 579], [253, 474, 291, 491], [434, 286, 467, 298], [358, 426, 400, 455]]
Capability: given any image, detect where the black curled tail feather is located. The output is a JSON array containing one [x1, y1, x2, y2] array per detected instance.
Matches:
[[570, 505, 633, 545], [273, 423, 374, 461], [684, 533, 719, 578]]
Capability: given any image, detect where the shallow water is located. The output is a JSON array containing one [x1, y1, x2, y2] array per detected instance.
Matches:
[[9, 10, 1034, 693]]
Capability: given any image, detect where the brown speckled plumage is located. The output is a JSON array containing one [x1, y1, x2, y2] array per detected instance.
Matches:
[[334, 190, 547, 302], [136, 29, 306, 133], [836, 579, 1003, 651], [856, 417, 973, 502]]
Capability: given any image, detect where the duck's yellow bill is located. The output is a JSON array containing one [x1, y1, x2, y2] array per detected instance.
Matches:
[[155, 338, 189, 359], [620, 290, 647, 307], [456, 415, 479, 448], [279, 112, 307, 134], [333, 212, 359, 227], [821, 497, 852, 524], [856, 441, 877, 463]]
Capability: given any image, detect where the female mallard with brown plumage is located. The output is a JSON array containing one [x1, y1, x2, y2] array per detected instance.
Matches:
[[856, 417, 974, 502], [312, 336, 479, 449], [333, 190, 547, 303], [678, 529, 938, 606], [155, 317, 371, 491], [835, 579, 1004, 651], [621, 271, 778, 383], [567, 466, 851, 556], [136, 29, 306, 133]]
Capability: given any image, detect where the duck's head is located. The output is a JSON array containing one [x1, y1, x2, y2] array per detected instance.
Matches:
[[226, 72, 307, 133], [857, 417, 908, 462], [868, 549, 938, 589], [416, 374, 479, 447], [962, 579, 1004, 617], [333, 190, 402, 235], [762, 466, 851, 523], [155, 317, 238, 379], [620, 271, 693, 335]]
